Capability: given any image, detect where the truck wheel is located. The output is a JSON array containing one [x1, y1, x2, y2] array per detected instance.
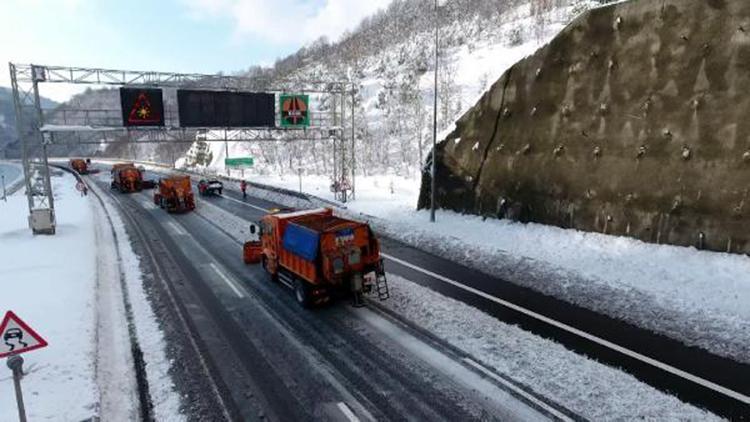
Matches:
[[294, 279, 312, 308]]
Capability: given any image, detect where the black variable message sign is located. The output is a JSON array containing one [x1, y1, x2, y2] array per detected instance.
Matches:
[[177, 90, 275, 128], [120, 88, 165, 127]]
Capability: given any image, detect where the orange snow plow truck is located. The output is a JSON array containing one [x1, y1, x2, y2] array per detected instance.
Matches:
[[110, 163, 143, 193], [153, 176, 195, 213], [69, 158, 89, 174], [243, 208, 389, 308]]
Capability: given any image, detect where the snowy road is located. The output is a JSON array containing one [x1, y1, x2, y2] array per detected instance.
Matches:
[[129, 166, 749, 420], [86, 169, 559, 421], [0, 161, 22, 194], [76, 162, 750, 419]]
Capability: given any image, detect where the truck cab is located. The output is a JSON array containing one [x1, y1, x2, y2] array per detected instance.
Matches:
[[110, 163, 143, 193], [69, 158, 88, 174]]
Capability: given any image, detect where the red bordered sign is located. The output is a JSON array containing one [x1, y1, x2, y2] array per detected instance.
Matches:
[[0, 311, 49, 358]]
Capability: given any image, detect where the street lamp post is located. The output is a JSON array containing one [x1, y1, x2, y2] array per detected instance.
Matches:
[[430, 0, 440, 223]]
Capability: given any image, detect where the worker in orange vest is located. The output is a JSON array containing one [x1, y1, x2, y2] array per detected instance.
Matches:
[[240, 180, 248, 199]]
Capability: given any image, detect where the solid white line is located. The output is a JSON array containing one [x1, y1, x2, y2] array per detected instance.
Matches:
[[462, 358, 572, 421], [168, 221, 186, 236], [381, 252, 750, 405], [209, 262, 245, 298], [336, 402, 360, 422]]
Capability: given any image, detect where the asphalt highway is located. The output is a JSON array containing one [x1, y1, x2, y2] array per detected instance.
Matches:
[[89, 168, 562, 422]]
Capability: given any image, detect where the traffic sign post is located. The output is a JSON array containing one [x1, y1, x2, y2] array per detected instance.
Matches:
[[7, 356, 27, 422], [1, 311, 48, 422]]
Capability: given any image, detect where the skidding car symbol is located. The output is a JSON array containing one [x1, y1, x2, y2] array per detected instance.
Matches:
[[4, 328, 28, 351]]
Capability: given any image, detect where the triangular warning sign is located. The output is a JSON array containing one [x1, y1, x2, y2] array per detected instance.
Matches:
[[128, 92, 161, 124], [0, 311, 48, 358]]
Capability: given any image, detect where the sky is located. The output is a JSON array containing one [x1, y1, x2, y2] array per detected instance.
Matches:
[[0, 0, 392, 102]]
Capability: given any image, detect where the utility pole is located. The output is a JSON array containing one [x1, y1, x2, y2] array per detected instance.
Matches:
[[430, 0, 440, 223]]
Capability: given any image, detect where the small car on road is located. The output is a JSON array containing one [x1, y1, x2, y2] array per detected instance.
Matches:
[[198, 179, 223, 196]]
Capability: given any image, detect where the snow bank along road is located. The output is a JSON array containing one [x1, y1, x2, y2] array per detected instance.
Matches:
[[121, 164, 750, 420], [86, 168, 563, 421]]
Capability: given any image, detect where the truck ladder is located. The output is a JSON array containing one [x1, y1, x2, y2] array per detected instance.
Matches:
[[375, 260, 390, 300]]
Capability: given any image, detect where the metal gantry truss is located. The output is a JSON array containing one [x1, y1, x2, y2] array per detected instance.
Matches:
[[14, 64, 354, 93], [9, 63, 56, 234], [9, 62, 360, 234]]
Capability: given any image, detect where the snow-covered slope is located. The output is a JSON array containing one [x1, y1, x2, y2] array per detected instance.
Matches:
[[196, 0, 605, 179]]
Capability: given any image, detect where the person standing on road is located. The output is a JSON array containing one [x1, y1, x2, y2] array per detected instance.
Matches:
[[240, 180, 247, 199]]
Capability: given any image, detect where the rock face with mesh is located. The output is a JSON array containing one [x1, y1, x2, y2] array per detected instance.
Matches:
[[420, 0, 750, 254]]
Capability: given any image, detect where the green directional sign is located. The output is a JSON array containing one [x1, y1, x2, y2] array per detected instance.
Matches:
[[225, 157, 254, 168], [280, 94, 310, 127]]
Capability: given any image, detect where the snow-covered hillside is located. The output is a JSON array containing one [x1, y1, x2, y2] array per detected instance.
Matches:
[[194, 0, 605, 180]]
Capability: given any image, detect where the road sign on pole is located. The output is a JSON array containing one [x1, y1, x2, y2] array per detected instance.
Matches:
[[0, 311, 48, 358], [224, 157, 254, 168], [280, 94, 310, 127]]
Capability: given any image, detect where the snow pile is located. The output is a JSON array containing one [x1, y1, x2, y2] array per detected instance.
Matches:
[[90, 181, 186, 422], [219, 170, 420, 216], [0, 169, 184, 421], [361, 208, 750, 364], [382, 274, 720, 420], [0, 172, 99, 421]]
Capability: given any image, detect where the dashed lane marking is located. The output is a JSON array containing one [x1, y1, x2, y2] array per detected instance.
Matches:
[[336, 402, 360, 422], [209, 262, 245, 298], [168, 221, 187, 236]]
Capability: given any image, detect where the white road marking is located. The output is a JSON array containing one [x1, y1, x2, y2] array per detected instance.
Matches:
[[381, 252, 750, 405], [336, 402, 360, 422], [462, 358, 573, 421], [216, 191, 269, 212], [209, 262, 245, 298], [135, 195, 157, 210], [168, 221, 187, 236]]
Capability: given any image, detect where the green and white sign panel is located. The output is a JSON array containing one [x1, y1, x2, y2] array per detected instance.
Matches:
[[225, 157, 254, 168], [280, 94, 310, 127]]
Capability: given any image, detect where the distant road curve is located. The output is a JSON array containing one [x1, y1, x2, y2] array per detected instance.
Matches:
[[0, 161, 23, 195]]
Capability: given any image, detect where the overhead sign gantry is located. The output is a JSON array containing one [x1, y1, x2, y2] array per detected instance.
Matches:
[[9, 62, 359, 234]]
